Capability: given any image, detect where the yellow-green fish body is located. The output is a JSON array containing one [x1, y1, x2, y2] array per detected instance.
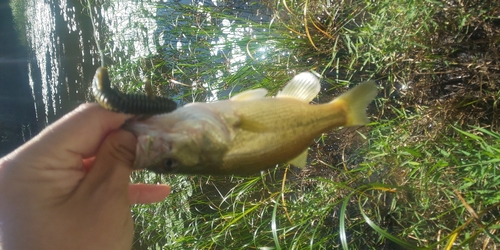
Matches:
[[126, 72, 377, 175]]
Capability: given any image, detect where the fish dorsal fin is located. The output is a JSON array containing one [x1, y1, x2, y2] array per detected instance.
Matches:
[[230, 88, 268, 101], [288, 149, 308, 168], [277, 72, 320, 102]]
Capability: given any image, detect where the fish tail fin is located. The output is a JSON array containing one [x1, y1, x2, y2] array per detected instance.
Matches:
[[330, 81, 378, 126]]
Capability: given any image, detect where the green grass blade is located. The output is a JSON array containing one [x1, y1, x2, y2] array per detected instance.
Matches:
[[358, 195, 425, 250], [271, 198, 282, 250]]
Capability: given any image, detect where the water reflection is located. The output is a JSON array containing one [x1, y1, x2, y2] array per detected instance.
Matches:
[[25, 0, 99, 128], [24, 0, 272, 131]]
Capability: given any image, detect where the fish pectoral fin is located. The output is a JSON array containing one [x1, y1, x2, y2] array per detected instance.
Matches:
[[238, 116, 269, 132], [287, 149, 308, 168], [230, 88, 268, 101], [277, 72, 321, 102]]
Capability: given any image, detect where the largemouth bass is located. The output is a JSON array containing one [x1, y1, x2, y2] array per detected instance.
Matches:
[[125, 72, 378, 175], [92, 67, 177, 115]]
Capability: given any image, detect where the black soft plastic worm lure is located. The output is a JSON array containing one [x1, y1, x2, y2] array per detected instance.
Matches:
[[92, 67, 177, 115]]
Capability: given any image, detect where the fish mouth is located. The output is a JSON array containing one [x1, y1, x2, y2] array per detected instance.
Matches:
[[133, 134, 172, 170], [121, 115, 152, 135]]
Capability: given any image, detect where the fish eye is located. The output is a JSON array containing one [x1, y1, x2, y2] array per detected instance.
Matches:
[[163, 158, 178, 172]]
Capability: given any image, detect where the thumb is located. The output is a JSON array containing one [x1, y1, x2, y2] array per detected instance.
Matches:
[[80, 129, 137, 196]]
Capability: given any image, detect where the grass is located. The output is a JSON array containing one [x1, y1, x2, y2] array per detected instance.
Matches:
[[86, 0, 500, 249]]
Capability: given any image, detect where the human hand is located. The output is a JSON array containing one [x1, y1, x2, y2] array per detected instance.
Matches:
[[0, 103, 170, 250]]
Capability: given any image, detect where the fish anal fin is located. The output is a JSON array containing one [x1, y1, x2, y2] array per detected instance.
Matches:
[[331, 81, 378, 126], [288, 149, 308, 168], [277, 72, 320, 102], [230, 88, 268, 101]]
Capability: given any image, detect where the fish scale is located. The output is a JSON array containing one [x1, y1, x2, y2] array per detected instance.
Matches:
[[126, 72, 377, 175], [219, 98, 347, 173]]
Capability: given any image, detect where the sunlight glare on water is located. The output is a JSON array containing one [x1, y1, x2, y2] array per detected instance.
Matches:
[[24, 0, 272, 124], [26, 0, 60, 124], [25, 0, 99, 126], [102, 1, 159, 64]]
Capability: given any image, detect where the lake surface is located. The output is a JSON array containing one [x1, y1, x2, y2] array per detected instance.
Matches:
[[2, 0, 272, 151], [25, 0, 125, 128], [17, 0, 270, 133]]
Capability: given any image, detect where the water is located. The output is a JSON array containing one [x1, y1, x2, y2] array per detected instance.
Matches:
[[24, 0, 99, 129], [16, 1, 273, 248], [22, 0, 272, 129]]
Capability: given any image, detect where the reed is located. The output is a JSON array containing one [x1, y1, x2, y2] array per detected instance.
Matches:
[[86, 0, 500, 248]]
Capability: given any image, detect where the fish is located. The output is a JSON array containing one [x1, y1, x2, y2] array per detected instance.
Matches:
[[124, 72, 378, 175], [92, 67, 177, 115]]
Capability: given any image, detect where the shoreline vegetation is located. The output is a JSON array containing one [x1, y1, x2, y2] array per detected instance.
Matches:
[[13, 0, 498, 248], [116, 0, 500, 249]]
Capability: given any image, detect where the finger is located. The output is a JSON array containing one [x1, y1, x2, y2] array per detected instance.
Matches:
[[19, 103, 132, 162], [80, 129, 137, 195], [128, 184, 171, 204], [82, 157, 95, 172]]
